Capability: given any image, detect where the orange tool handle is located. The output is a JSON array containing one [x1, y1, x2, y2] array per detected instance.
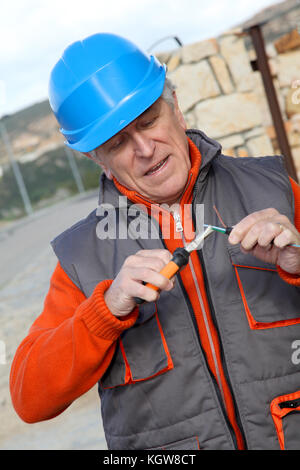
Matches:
[[134, 247, 190, 304], [143, 261, 181, 292]]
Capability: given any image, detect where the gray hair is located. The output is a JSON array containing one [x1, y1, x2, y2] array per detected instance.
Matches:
[[88, 76, 176, 157], [161, 77, 176, 109]]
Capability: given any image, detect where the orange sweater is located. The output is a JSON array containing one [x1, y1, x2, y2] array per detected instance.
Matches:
[[10, 143, 300, 439]]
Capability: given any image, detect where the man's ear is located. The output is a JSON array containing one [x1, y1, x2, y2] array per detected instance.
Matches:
[[172, 91, 187, 131], [103, 168, 113, 180], [85, 152, 114, 180], [83, 152, 96, 163]]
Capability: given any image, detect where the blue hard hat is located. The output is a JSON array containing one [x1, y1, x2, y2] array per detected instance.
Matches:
[[48, 33, 166, 152]]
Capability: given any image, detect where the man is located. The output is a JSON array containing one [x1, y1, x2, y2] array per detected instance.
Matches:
[[10, 33, 300, 450]]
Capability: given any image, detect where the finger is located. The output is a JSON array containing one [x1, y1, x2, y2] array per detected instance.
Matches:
[[238, 220, 277, 250], [125, 255, 168, 273], [135, 249, 172, 265], [131, 274, 173, 303], [116, 278, 160, 305], [255, 222, 285, 248], [274, 226, 299, 249], [228, 208, 279, 244], [129, 267, 174, 291]]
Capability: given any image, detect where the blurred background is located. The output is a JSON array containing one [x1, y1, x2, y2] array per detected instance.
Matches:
[[0, 0, 300, 450]]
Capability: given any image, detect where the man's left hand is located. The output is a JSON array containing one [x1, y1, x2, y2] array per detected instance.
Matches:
[[228, 208, 300, 275]]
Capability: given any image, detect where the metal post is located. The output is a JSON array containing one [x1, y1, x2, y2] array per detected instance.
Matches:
[[247, 24, 298, 182], [0, 120, 33, 215], [64, 146, 85, 194]]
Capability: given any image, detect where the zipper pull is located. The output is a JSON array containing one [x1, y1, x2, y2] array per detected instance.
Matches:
[[173, 212, 183, 232]]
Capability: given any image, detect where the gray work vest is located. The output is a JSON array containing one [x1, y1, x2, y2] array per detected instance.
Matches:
[[51, 129, 300, 450]]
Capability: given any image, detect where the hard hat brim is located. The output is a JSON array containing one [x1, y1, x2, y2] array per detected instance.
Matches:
[[63, 63, 166, 153]]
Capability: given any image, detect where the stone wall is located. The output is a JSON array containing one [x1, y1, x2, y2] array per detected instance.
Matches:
[[157, 27, 300, 179]]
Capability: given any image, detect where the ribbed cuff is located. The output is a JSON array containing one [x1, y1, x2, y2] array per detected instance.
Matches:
[[77, 279, 139, 340], [277, 265, 300, 286]]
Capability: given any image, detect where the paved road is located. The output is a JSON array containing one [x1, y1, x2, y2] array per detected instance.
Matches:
[[0, 191, 108, 449], [0, 190, 99, 289]]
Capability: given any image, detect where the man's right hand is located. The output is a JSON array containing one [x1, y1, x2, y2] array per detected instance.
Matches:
[[104, 249, 174, 317]]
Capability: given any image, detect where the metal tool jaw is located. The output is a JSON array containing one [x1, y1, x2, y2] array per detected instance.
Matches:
[[184, 225, 214, 253]]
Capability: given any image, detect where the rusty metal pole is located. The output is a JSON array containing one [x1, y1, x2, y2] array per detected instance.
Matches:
[[247, 24, 298, 182]]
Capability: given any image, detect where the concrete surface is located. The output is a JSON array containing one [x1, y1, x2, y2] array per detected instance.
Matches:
[[0, 190, 108, 449]]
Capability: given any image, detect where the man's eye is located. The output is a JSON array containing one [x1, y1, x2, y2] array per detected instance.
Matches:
[[141, 117, 157, 128], [110, 139, 123, 150]]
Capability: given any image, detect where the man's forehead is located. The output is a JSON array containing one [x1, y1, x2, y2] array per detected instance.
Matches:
[[139, 98, 162, 117], [99, 99, 162, 148], [120, 98, 161, 128]]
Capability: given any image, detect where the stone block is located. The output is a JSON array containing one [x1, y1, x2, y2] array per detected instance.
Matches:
[[266, 43, 278, 59], [267, 117, 300, 148], [286, 83, 300, 117], [219, 35, 254, 92], [287, 118, 300, 147], [251, 72, 285, 127], [184, 110, 197, 129], [194, 92, 263, 139], [292, 147, 300, 172], [219, 134, 244, 149], [219, 28, 243, 37], [277, 50, 300, 87], [222, 148, 235, 157], [209, 55, 234, 94], [167, 53, 181, 72], [170, 61, 220, 112], [246, 135, 274, 157], [266, 125, 276, 140], [269, 58, 279, 77], [244, 127, 264, 139], [156, 51, 172, 65], [181, 38, 219, 63], [237, 147, 249, 158], [274, 29, 300, 54], [248, 49, 256, 62], [291, 114, 300, 133]]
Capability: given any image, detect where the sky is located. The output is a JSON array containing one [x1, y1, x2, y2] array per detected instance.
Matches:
[[0, 0, 285, 118]]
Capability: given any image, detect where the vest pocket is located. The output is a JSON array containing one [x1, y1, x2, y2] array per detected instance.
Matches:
[[147, 435, 201, 450], [228, 246, 300, 330], [270, 391, 300, 450], [100, 303, 173, 389]]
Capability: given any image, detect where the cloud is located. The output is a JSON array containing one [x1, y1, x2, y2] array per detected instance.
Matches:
[[0, 0, 284, 116]]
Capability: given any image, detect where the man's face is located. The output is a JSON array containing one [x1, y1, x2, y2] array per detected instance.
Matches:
[[92, 93, 191, 205]]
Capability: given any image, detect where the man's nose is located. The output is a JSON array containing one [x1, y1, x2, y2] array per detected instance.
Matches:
[[132, 132, 155, 158]]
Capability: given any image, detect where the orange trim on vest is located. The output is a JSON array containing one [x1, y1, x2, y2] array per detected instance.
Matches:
[[119, 312, 174, 385], [270, 390, 300, 450], [234, 266, 300, 329]]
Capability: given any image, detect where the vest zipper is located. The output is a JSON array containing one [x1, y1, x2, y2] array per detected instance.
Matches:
[[173, 212, 184, 233], [188, 196, 247, 449], [142, 204, 242, 449], [171, 210, 239, 449], [172, 210, 226, 406]]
